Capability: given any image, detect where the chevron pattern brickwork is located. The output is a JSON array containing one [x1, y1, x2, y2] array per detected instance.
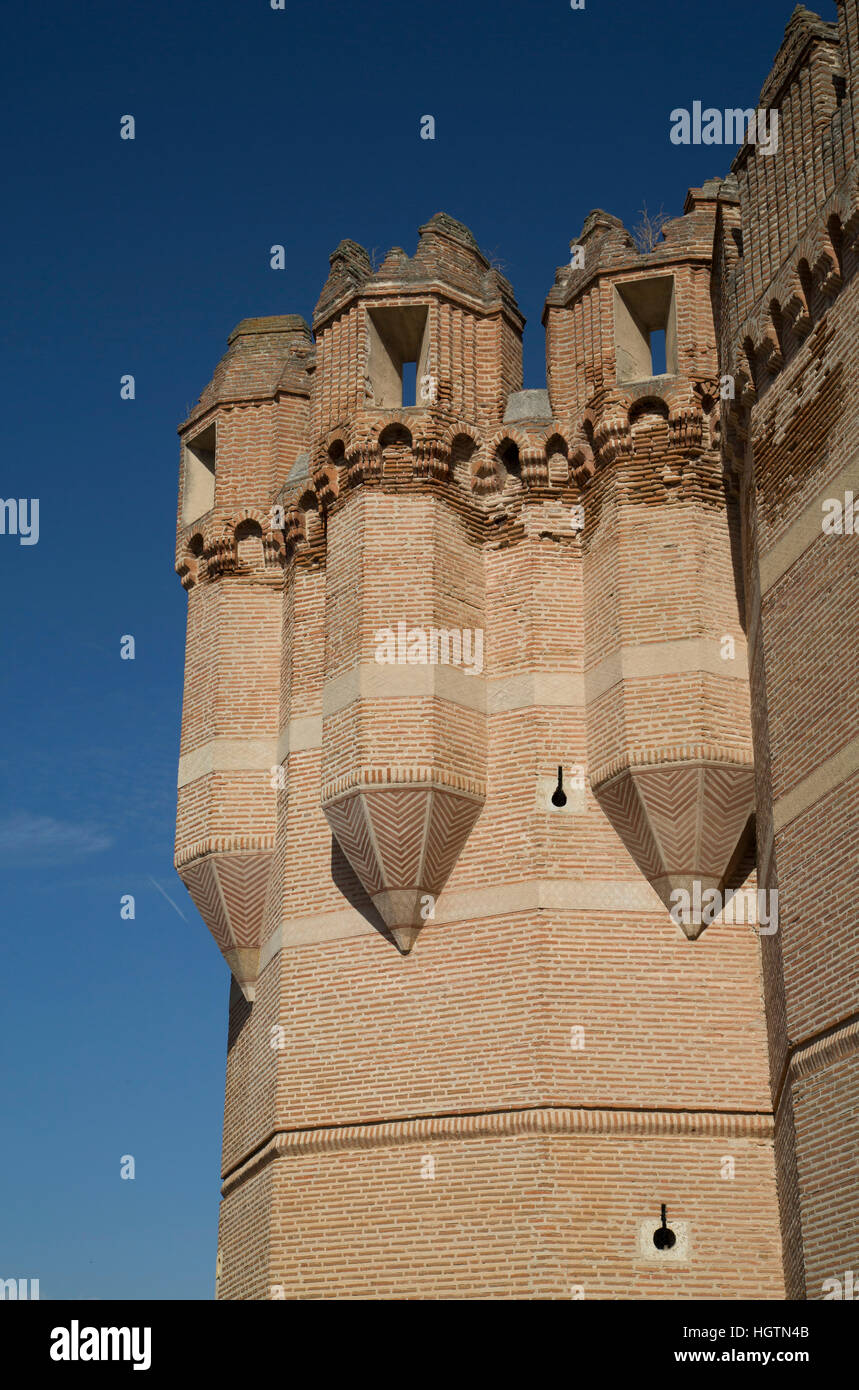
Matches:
[[177, 848, 274, 999], [323, 778, 484, 952], [591, 758, 756, 936]]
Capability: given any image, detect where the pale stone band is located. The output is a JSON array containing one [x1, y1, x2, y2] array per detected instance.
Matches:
[[758, 456, 859, 595], [772, 731, 859, 832], [178, 635, 750, 788], [260, 877, 685, 969]]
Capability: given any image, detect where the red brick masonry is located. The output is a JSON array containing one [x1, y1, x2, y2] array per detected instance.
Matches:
[[175, 2, 859, 1299]]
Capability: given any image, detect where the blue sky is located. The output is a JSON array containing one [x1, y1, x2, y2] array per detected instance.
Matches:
[[0, 0, 835, 1300]]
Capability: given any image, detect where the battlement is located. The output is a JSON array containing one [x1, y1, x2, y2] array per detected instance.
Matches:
[[720, 0, 859, 347], [314, 213, 519, 326], [182, 316, 313, 432]]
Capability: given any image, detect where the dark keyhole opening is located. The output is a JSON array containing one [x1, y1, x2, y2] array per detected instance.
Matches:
[[551, 766, 567, 808], [653, 1202, 676, 1250]]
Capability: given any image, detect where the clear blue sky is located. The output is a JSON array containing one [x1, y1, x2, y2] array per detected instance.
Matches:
[[0, 0, 834, 1300]]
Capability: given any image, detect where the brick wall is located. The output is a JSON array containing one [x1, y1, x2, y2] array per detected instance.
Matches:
[[176, 10, 858, 1297], [717, 0, 859, 1300]]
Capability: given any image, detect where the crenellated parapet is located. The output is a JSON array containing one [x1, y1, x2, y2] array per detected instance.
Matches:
[[713, 5, 859, 507], [544, 186, 723, 425], [311, 213, 524, 438], [717, 158, 859, 488], [723, 3, 856, 331]]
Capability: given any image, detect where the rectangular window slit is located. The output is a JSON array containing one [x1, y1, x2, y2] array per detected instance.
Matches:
[[650, 328, 667, 376], [402, 360, 417, 407]]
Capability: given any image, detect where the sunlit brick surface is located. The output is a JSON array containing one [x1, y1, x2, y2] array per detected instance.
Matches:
[[175, 4, 859, 1300]]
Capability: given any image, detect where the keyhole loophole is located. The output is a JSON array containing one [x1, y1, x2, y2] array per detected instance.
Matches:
[[551, 766, 567, 808], [653, 1202, 677, 1250]]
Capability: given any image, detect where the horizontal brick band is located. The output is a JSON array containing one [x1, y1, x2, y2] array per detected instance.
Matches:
[[487, 670, 585, 712], [786, 1013, 859, 1087], [175, 833, 277, 868], [275, 714, 323, 761], [321, 765, 485, 803], [221, 1105, 775, 1192], [178, 718, 325, 786], [590, 744, 755, 790]]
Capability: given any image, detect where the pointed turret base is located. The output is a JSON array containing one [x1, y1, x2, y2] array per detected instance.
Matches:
[[592, 758, 755, 939], [323, 778, 483, 954]]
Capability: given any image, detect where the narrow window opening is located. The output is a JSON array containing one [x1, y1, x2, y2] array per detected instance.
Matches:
[[402, 360, 417, 407], [613, 276, 677, 383], [649, 328, 667, 376], [647, 329, 661, 378], [366, 305, 429, 408], [182, 423, 216, 524]]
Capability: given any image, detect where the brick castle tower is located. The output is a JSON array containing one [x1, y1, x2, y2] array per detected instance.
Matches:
[[174, 2, 858, 1299]]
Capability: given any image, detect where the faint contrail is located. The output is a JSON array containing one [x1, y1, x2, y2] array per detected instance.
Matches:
[[148, 875, 187, 921]]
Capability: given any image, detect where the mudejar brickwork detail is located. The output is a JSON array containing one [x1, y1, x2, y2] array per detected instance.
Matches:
[[174, 3, 859, 1299]]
